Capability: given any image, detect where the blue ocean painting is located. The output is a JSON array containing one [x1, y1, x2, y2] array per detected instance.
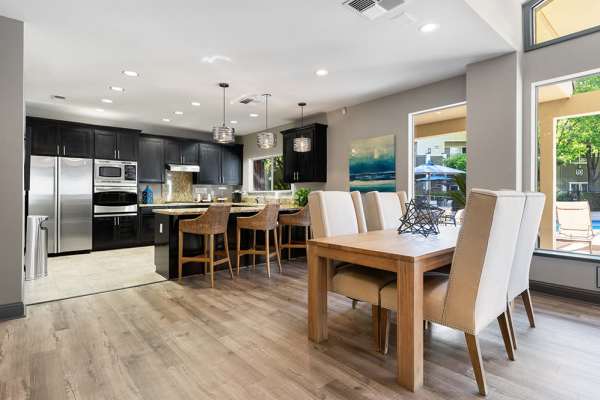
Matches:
[[349, 135, 396, 193]]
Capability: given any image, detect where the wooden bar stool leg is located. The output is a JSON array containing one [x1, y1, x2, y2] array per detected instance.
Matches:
[[178, 230, 184, 280], [236, 227, 241, 276], [288, 224, 292, 260], [305, 226, 309, 255], [203, 234, 208, 275], [265, 229, 271, 278], [209, 234, 215, 288], [224, 232, 234, 280], [274, 228, 282, 273], [252, 230, 257, 270], [278, 224, 283, 261]]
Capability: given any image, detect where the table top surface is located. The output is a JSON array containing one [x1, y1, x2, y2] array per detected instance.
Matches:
[[153, 205, 300, 216], [308, 226, 460, 262]]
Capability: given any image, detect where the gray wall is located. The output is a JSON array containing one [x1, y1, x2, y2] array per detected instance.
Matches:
[[466, 52, 522, 191], [0, 16, 25, 317], [324, 76, 467, 194]]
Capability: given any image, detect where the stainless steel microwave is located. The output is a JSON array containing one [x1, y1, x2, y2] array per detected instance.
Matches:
[[94, 159, 137, 187]]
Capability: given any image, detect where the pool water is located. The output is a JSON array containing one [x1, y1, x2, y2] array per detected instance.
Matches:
[[593, 220, 600, 230]]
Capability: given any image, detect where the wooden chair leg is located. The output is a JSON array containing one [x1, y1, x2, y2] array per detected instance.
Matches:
[[223, 232, 234, 280], [288, 224, 292, 260], [351, 299, 358, 309], [178, 230, 183, 280], [506, 302, 517, 350], [379, 307, 390, 355], [203, 234, 209, 275], [465, 333, 487, 396], [371, 305, 381, 352], [305, 226, 309, 256], [209, 234, 215, 288], [252, 230, 257, 269], [265, 230, 271, 278], [278, 224, 283, 261], [521, 289, 536, 328], [273, 228, 282, 273], [236, 228, 241, 276], [497, 311, 516, 361]]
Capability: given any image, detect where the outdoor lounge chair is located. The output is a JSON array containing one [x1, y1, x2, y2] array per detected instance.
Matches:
[[556, 201, 595, 254]]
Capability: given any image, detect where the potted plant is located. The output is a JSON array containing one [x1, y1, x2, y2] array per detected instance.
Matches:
[[293, 187, 311, 207]]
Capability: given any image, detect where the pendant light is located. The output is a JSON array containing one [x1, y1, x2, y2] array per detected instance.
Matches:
[[256, 94, 276, 149], [293, 102, 311, 152], [212, 82, 235, 143]]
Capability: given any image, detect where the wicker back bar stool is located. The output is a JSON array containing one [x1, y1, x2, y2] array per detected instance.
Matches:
[[236, 204, 282, 277], [278, 205, 310, 259], [178, 204, 234, 287]]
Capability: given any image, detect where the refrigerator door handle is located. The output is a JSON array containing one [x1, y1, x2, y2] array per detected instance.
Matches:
[[56, 158, 60, 252]]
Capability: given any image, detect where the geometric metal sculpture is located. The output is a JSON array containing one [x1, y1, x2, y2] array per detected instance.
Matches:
[[397, 199, 445, 237]]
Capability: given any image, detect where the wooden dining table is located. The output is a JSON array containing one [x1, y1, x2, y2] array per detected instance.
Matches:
[[307, 226, 460, 392]]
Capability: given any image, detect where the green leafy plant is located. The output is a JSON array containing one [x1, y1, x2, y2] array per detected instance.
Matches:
[[443, 154, 467, 171], [448, 174, 466, 209], [293, 187, 311, 207], [557, 115, 600, 191]]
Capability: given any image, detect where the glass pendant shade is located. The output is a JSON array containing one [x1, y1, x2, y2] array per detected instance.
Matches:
[[293, 136, 311, 152], [257, 131, 276, 149], [213, 82, 235, 143], [213, 125, 235, 143]]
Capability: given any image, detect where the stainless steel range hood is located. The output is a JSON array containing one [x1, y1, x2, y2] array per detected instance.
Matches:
[[167, 164, 200, 173]]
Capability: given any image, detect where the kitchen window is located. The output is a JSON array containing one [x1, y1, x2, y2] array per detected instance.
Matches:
[[524, 0, 600, 51], [251, 155, 291, 192]]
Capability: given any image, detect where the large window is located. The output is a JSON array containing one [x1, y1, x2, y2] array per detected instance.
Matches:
[[524, 0, 600, 51], [251, 155, 290, 192], [536, 73, 600, 257]]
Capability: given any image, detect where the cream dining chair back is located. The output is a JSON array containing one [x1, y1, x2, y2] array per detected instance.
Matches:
[[364, 191, 408, 231]]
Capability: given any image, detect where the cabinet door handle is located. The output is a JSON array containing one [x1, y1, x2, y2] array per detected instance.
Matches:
[[56, 144, 60, 155], [63, 145, 66, 155], [114, 149, 117, 159], [117, 149, 120, 159]]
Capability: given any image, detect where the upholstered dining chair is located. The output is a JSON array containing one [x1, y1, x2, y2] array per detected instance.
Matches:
[[378, 189, 526, 395], [506, 192, 545, 349], [364, 191, 408, 231], [308, 191, 396, 351]]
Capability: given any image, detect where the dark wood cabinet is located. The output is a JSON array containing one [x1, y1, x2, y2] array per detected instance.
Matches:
[[164, 140, 198, 165], [139, 210, 156, 245], [60, 126, 93, 158], [29, 119, 93, 158], [31, 123, 60, 156], [281, 123, 327, 183], [164, 140, 181, 164], [196, 142, 222, 184], [181, 141, 198, 165], [139, 136, 164, 183], [93, 215, 139, 250], [95, 129, 138, 161], [221, 145, 243, 185]]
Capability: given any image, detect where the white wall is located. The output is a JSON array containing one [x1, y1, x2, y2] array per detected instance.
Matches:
[[467, 52, 522, 191], [0, 16, 25, 317]]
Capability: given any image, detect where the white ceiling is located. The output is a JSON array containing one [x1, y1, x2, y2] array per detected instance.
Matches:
[[0, 0, 513, 135]]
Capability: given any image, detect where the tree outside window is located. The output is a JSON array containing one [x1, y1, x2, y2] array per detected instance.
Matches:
[[252, 155, 290, 192]]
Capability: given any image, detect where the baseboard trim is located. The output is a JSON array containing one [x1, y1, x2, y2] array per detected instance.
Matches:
[[0, 302, 25, 321], [531, 280, 600, 304]]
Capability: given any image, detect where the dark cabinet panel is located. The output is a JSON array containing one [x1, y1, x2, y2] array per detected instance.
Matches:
[[196, 143, 222, 184], [139, 211, 155, 245], [221, 145, 243, 185], [94, 130, 117, 160], [181, 141, 198, 165], [164, 140, 181, 164], [116, 132, 138, 161], [282, 124, 327, 183], [93, 216, 118, 250], [60, 126, 93, 158], [31, 123, 60, 156], [117, 215, 139, 246], [139, 136, 164, 183]]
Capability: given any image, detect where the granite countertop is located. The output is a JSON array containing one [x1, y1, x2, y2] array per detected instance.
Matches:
[[139, 202, 261, 208], [153, 205, 300, 216]]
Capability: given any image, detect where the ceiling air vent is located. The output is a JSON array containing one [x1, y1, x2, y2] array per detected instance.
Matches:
[[234, 94, 263, 105], [344, 0, 406, 20]]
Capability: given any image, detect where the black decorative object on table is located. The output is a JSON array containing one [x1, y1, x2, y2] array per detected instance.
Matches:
[[397, 199, 445, 237]]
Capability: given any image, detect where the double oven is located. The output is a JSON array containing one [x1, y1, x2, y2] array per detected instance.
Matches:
[[93, 160, 139, 249]]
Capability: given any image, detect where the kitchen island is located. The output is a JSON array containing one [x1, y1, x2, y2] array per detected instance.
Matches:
[[153, 205, 300, 279]]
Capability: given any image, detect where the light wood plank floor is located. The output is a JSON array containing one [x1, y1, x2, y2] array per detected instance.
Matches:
[[24, 247, 166, 305], [3, 259, 600, 399]]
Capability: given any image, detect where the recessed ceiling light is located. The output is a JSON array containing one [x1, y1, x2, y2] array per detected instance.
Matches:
[[191, 102, 201, 106], [419, 23, 439, 33], [249, 113, 259, 118], [122, 70, 139, 77], [109, 86, 125, 92], [95, 108, 105, 112], [201, 55, 232, 64], [162, 118, 171, 122], [174, 111, 184, 115], [101, 98, 113, 104], [230, 120, 238, 124], [315, 69, 329, 77]]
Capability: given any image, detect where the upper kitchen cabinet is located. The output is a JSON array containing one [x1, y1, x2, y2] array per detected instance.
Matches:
[[28, 118, 93, 158], [164, 139, 181, 164], [221, 144, 243, 185], [164, 139, 199, 165], [181, 141, 199, 165], [138, 136, 164, 183], [196, 142, 222, 184], [94, 129, 139, 161], [281, 123, 327, 183]]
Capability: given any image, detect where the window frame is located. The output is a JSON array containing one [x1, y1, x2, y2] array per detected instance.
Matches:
[[524, 0, 600, 52], [248, 154, 291, 193]]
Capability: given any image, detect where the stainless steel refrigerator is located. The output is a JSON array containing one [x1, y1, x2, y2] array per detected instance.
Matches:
[[28, 156, 93, 254]]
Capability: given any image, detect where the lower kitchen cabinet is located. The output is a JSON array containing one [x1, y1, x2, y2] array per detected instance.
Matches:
[[139, 210, 155, 245], [93, 215, 139, 250]]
